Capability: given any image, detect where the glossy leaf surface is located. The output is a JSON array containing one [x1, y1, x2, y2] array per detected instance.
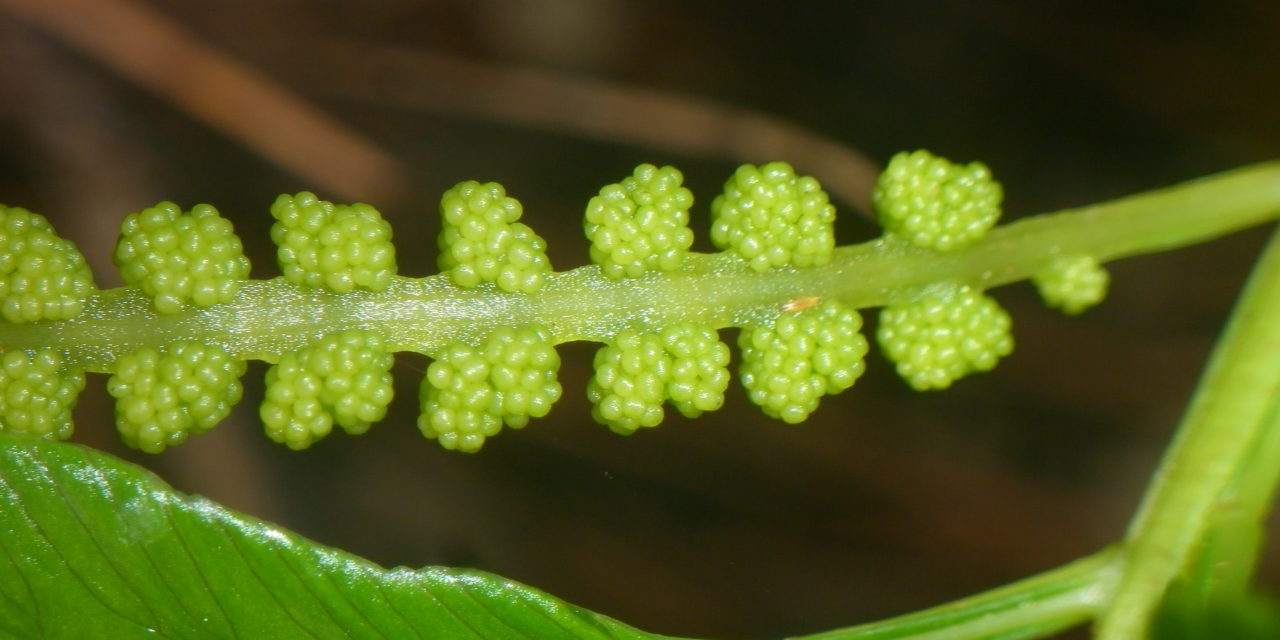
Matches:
[[0, 432, 668, 640]]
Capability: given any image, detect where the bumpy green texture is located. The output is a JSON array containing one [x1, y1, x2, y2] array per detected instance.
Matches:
[[419, 325, 561, 452], [589, 332, 666, 433], [0, 349, 84, 440], [587, 323, 731, 435], [438, 181, 552, 293], [107, 341, 246, 453], [261, 329, 394, 450], [739, 300, 868, 423], [872, 149, 1003, 251], [877, 284, 1014, 390], [584, 164, 695, 279], [270, 192, 397, 293], [662, 325, 732, 418], [0, 154, 1053, 453], [1033, 254, 1110, 315], [710, 162, 835, 272], [114, 202, 250, 314], [0, 205, 94, 323]]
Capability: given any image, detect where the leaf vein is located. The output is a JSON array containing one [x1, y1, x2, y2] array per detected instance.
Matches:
[[163, 497, 240, 640], [120, 494, 221, 638], [455, 576, 538, 639], [0, 473, 40, 637], [307, 559, 395, 638], [270, 542, 359, 636], [380, 575, 453, 640], [213, 519, 324, 640], [16, 448, 157, 631]]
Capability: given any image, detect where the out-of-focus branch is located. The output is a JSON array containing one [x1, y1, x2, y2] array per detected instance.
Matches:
[[0, 0, 406, 204], [295, 43, 880, 216]]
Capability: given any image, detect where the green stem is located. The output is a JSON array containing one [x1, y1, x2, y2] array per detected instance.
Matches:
[[1095, 224, 1280, 639], [1203, 386, 1280, 594], [791, 548, 1118, 640], [2, 162, 1279, 372], [1160, 357, 1280, 615]]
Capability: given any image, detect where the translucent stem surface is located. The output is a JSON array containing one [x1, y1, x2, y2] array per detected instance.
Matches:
[[1, 162, 1278, 373]]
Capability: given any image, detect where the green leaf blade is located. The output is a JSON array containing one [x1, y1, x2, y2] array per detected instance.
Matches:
[[0, 433, 670, 640]]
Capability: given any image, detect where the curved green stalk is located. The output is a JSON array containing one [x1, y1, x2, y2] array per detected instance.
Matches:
[[1157, 391, 1280, 635], [792, 548, 1118, 640], [3, 162, 1279, 373], [1167, 377, 1280, 619], [1096, 224, 1280, 639]]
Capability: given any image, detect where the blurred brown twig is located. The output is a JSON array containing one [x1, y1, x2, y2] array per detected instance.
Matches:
[[0, 0, 407, 204], [285, 41, 881, 216]]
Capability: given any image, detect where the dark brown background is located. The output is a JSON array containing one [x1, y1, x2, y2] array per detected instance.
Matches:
[[1, 1, 1277, 638]]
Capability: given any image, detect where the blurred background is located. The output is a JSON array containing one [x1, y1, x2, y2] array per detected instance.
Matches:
[[1, 1, 1277, 638]]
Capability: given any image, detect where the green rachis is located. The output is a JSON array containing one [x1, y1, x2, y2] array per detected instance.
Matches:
[[1, 152, 1278, 457]]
